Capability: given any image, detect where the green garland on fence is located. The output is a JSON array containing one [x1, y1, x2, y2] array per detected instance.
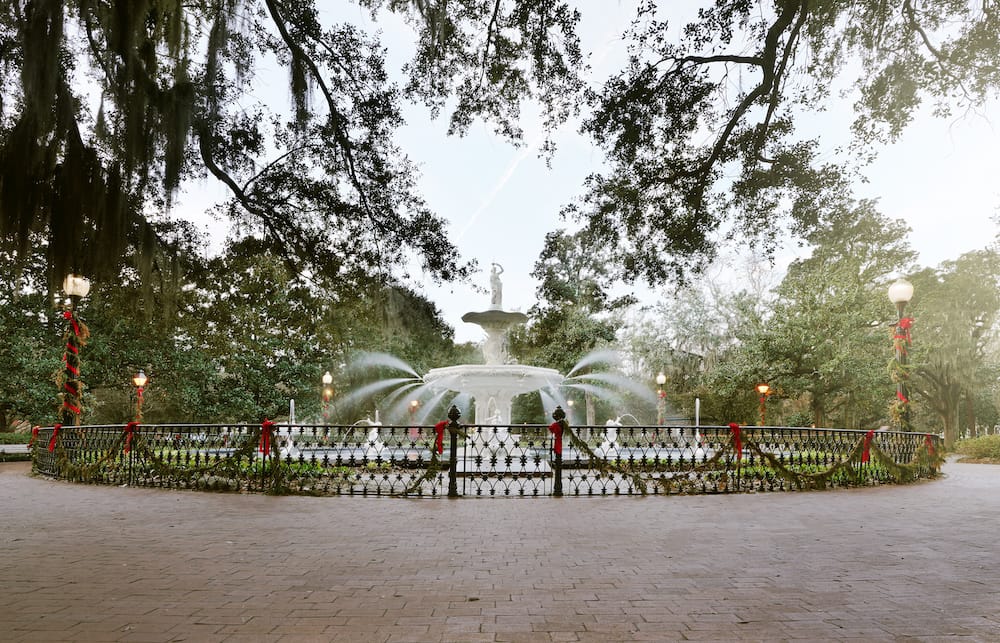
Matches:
[[40, 423, 943, 496], [558, 426, 942, 495], [560, 422, 654, 495], [395, 424, 469, 497], [48, 425, 280, 493]]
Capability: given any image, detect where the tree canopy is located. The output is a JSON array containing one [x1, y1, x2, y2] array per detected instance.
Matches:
[[4, 2, 998, 291], [571, 0, 1000, 282]]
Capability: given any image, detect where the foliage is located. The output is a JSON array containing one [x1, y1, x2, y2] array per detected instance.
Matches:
[[743, 202, 915, 427], [620, 258, 775, 424], [953, 434, 1000, 462], [0, 0, 475, 294], [570, 0, 1000, 283], [0, 246, 64, 429], [908, 250, 1000, 446], [510, 229, 631, 423]]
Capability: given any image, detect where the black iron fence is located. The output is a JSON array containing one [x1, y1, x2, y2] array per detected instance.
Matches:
[[29, 409, 942, 497]]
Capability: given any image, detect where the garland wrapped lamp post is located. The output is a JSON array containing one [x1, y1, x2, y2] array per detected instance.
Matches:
[[60, 274, 91, 426], [655, 371, 667, 426], [132, 369, 148, 421], [888, 278, 915, 430], [756, 383, 771, 426]]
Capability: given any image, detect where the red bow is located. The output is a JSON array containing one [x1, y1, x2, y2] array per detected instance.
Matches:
[[862, 430, 874, 463], [63, 310, 81, 336], [124, 422, 140, 454], [28, 426, 40, 449], [896, 390, 909, 403], [548, 421, 564, 455], [728, 423, 742, 461], [924, 434, 935, 456], [894, 317, 914, 347], [260, 420, 275, 454], [434, 421, 448, 454], [48, 424, 62, 452]]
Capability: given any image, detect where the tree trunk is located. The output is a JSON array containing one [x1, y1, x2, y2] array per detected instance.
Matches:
[[811, 397, 825, 428], [963, 392, 976, 438], [942, 409, 959, 449]]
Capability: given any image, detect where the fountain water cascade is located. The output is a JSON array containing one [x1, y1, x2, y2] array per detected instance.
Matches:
[[422, 264, 563, 426]]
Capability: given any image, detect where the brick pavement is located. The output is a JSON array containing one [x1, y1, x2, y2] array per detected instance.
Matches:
[[2, 459, 998, 642]]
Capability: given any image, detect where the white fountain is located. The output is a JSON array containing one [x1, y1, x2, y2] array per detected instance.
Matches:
[[422, 263, 564, 426]]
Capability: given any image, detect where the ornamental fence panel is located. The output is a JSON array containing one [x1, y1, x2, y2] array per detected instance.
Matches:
[[28, 420, 942, 497]]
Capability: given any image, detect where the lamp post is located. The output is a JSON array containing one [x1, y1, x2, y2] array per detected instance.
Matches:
[[655, 371, 667, 426], [409, 399, 421, 438], [61, 274, 91, 426], [132, 369, 148, 421], [321, 371, 333, 422], [756, 383, 771, 426], [888, 278, 914, 430]]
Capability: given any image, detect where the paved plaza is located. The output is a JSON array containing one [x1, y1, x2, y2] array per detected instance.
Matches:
[[2, 458, 999, 642]]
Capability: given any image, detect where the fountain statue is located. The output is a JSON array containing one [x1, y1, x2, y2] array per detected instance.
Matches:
[[422, 264, 564, 426], [489, 263, 503, 310]]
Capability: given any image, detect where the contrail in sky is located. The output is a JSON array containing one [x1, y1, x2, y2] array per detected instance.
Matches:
[[454, 23, 623, 242]]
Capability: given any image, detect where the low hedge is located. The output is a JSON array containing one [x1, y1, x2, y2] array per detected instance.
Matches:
[[953, 434, 1000, 462]]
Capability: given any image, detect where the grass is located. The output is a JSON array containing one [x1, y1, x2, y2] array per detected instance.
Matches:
[[953, 434, 1000, 463]]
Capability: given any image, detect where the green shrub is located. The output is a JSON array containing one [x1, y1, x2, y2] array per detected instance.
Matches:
[[0, 432, 31, 444], [954, 435, 1000, 461]]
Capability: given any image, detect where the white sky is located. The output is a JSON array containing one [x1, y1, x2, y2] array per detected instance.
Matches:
[[176, 2, 1000, 345]]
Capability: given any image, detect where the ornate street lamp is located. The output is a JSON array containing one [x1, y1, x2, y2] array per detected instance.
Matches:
[[132, 369, 148, 421], [655, 371, 667, 426], [408, 399, 421, 438], [321, 371, 333, 421], [756, 383, 771, 426], [60, 274, 91, 426], [888, 278, 914, 430]]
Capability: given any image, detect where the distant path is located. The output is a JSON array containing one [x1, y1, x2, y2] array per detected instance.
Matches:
[[2, 459, 998, 641]]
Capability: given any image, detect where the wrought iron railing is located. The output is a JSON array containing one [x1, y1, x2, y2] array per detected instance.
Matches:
[[29, 411, 942, 497]]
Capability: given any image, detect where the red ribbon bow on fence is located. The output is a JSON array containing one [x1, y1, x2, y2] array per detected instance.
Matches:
[[434, 421, 448, 455], [28, 426, 39, 449], [924, 434, 935, 456], [862, 430, 875, 464], [548, 421, 564, 455], [123, 422, 140, 454], [48, 424, 61, 452], [728, 423, 742, 461], [260, 420, 275, 454]]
